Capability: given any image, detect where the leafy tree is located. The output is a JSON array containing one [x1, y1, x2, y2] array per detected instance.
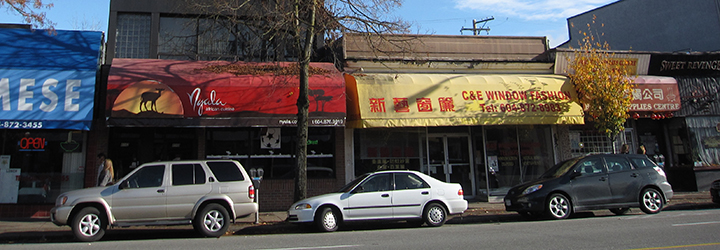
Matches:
[[185, 0, 409, 201], [567, 15, 633, 146], [1, 0, 54, 30]]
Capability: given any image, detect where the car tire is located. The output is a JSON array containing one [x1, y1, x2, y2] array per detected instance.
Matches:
[[640, 188, 664, 214], [609, 207, 630, 215], [423, 203, 447, 227], [194, 203, 230, 237], [71, 207, 106, 242], [315, 207, 340, 232], [546, 193, 572, 219]]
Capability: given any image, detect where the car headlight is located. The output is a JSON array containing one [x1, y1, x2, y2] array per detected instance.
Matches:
[[522, 184, 543, 195], [294, 203, 312, 210]]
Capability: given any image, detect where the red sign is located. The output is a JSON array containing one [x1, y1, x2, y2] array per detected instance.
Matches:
[[19, 137, 46, 151], [107, 59, 346, 126], [629, 76, 681, 112]]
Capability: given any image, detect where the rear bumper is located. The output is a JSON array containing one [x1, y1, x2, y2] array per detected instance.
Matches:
[[447, 199, 468, 214]]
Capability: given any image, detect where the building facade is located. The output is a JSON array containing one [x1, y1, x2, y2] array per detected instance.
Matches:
[[341, 34, 583, 201], [0, 27, 103, 217], [559, 0, 720, 52], [106, 0, 345, 211]]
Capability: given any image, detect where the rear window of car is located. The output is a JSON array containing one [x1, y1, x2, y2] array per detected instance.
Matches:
[[630, 157, 657, 169], [207, 161, 245, 182], [172, 163, 206, 185]]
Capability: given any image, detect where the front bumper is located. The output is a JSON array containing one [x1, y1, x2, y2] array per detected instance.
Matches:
[[287, 208, 316, 223], [50, 205, 73, 226], [504, 193, 546, 213]]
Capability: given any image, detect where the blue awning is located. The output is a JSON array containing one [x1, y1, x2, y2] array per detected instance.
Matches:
[[0, 28, 103, 130]]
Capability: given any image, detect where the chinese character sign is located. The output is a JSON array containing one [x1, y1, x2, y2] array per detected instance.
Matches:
[[352, 74, 585, 126]]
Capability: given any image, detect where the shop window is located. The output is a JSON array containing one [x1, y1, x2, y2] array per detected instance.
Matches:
[[354, 128, 423, 176], [1, 130, 85, 204], [205, 127, 335, 179]]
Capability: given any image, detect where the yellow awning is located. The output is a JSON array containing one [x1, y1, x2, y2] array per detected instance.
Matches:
[[346, 74, 584, 128]]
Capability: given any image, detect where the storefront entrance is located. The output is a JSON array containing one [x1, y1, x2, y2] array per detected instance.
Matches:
[[422, 134, 474, 198]]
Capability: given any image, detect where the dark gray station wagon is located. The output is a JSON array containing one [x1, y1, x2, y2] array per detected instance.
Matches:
[[504, 154, 673, 219]]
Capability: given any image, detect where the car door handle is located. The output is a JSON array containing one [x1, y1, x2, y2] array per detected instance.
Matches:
[[381, 193, 389, 198], [599, 177, 607, 181], [421, 191, 429, 195], [630, 173, 639, 178], [157, 189, 165, 193]]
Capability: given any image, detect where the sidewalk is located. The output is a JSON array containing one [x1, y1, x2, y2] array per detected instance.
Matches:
[[0, 191, 714, 240]]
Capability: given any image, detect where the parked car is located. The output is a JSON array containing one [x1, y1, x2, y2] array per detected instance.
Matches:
[[287, 170, 468, 232], [711, 179, 720, 204], [504, 154, 673, 219], [51, 160, 258, 242]]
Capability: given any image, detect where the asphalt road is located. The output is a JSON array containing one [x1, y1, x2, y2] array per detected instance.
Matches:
[[2, 206, 720, 249]]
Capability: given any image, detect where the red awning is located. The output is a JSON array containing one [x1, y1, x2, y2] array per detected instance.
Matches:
[[106, 59, 345, 127], [629, 76, 680, 113]]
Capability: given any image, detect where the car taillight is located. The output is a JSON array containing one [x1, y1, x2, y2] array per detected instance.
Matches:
[[458, 189, 464, 196], [248, 185, 255, 200]]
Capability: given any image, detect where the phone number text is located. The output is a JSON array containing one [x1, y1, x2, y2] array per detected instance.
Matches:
[[0, 121, 44, 129]]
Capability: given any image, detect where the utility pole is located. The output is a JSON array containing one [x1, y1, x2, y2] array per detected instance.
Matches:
[[461, 16, 494, 35]]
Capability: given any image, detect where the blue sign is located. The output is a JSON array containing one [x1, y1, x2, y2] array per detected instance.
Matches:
[[0, 28, 103, 130]]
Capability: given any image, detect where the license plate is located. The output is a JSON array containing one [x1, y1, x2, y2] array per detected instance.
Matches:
[[505, 199, 512, 206]]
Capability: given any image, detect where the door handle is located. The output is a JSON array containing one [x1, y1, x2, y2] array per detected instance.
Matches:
[[157, 189, 165, 193], [381, 193, 389, 198], [421, 191, 429, 195], [599, 177, 607, 181], [630, 173, 639, 178]]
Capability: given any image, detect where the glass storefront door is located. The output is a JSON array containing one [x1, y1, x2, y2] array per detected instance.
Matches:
[[422, 134, 474, 198]]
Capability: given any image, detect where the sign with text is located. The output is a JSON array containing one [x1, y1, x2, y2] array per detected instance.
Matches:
[[348, 74, 584, 127], [629, 76, 681, 112], [107, 59, 346, 127]]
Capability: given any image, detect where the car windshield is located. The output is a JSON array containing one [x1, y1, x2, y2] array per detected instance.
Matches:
[[337, 173, 370, 193], [540, 157, 581, 179]]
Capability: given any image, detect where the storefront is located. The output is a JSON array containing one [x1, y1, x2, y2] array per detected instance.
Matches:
[[0, 28, 103, 216], [345, 73, 584, 200], [648, 52, 720, 191], [105, 58, 346, 210]]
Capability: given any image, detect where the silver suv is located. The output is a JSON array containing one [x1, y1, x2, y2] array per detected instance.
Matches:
[[51, 160, 258, 242]]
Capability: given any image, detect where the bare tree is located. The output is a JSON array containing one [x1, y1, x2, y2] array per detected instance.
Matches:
[[183, 0, 409, 201], [1, 0, 54, 30]]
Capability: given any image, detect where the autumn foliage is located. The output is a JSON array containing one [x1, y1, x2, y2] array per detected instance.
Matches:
[[1, 0, 54, 30], [568, 16, 634, 140]]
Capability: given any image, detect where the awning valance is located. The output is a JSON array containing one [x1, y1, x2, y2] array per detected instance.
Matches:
[[346, 74, 584, 128], [0, 28, 103, 131], [629, 76, 680, 112], [107, 59, 346, 127]]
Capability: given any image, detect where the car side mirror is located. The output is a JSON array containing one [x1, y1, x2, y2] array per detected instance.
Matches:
[[569, 171, 582, 179], [118, 180, 129, 190]]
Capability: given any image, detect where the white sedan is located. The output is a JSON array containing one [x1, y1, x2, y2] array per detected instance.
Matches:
[[287, 170, 468, 231]]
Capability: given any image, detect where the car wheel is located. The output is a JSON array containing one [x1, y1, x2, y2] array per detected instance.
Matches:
[[546, 193, 572, 219], [640, 188, 664, 214], [315, 207, 340, 232], [194, 203, 230, 237], [71, 207, 106, 242], [609, 207, 630, 215], [423, 203, 447, 227]]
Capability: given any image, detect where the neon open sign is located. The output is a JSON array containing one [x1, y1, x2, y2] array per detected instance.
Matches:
[[19, 137, 47, 151]]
